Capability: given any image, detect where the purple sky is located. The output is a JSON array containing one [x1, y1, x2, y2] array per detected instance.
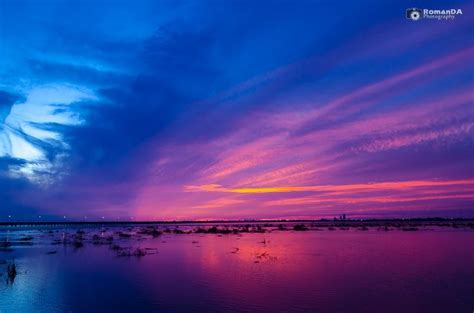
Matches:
[[0, 0, 473, 220]]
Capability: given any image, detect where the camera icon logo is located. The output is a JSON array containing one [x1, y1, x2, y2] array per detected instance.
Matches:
[[406, 8, 422, 21]]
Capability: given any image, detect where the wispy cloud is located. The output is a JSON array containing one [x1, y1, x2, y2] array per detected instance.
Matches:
[[1, 0, 473, 220], [185, 180, 474, 194]]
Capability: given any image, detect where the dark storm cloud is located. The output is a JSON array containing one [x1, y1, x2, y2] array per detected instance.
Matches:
[[0, 90, 25, 122]]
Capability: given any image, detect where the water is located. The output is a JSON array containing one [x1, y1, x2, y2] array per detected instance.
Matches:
[[1, 225, 473, 313]]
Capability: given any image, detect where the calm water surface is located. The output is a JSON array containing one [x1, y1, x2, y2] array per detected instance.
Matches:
[[0, 226, 473, 313]]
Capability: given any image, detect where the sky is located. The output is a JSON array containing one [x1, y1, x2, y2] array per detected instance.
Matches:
[[0, 0, 473, 221]]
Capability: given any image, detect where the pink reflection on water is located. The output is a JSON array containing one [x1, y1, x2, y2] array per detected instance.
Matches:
[[129, 229, 474, 312], [1, 228, 473, 312]]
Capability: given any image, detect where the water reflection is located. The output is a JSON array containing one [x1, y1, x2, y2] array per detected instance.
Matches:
[[0, 226, 473, 313]]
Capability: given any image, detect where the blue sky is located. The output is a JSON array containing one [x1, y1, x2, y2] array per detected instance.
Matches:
[[0, 0, 473, 220]]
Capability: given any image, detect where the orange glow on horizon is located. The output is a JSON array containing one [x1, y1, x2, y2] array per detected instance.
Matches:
[[185, 179, 474, 194]]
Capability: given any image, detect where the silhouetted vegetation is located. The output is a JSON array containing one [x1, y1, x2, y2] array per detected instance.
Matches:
[[255, 251, 277, 262], [0, 239, 13, 251], [73, 240, 84, 249], [111, 244, 154, 258], [138, 227, 163, 237], [6, 262, 16, 285], [117, 231, 132, 238], [293, 224, 308, 231], [0, 240, 11, 248], [1, 218, 471, 263], [402, 227, 419, 231]]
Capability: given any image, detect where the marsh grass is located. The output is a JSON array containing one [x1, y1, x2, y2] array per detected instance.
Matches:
[[293, 224, 308, 231], [4, 262, 17, 285]]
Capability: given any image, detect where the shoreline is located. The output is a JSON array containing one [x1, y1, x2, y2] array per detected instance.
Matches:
[[1, 218, 473, 229]]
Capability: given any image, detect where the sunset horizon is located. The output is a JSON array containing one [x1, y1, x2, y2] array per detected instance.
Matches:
[[1, 1, 473, 312], [1, 1, 473, 222]]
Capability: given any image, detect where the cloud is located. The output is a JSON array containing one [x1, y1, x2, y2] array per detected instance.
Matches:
[[1, 0, 473, 220], [185, 180, 474, 194], [0, 90, 25, 123], [0, 85, 96, 184]]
